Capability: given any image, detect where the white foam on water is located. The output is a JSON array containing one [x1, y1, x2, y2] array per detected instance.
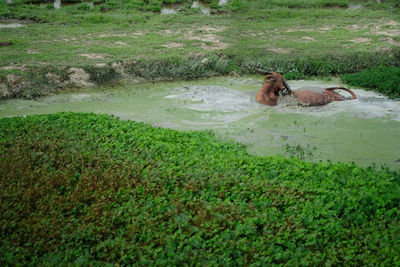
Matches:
[[165, 81, 400, 122], [166, 85, 259, 112]]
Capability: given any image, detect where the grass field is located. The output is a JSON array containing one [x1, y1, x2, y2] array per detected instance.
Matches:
[[0, 0, 399, 98]]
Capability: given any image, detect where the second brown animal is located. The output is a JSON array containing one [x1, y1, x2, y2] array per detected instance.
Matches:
[[255, 69, 357, 107]]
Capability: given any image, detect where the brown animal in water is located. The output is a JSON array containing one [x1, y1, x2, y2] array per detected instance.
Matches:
[[255, 70, 291, 106], [255, 69, 357, 106], [293, 86, 357, 107]]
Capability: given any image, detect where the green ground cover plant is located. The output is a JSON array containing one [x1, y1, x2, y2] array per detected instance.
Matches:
[[1, 112, 399, 265], [0, 0, 399, 98], [341, 66, 400, 98]]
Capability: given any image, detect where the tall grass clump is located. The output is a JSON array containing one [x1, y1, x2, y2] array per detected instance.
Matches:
[[1, 112, 399, 265], [268, 0, 349, 8], [239, 51, 398, 77], [126, 56, 232, 80], [341, 66, 400, 98]]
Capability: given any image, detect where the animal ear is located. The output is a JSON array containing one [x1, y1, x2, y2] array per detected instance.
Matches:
[[255, 68, 272, 75]]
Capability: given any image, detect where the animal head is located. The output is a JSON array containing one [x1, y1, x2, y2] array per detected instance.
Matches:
[[255, 69, 292, 106]]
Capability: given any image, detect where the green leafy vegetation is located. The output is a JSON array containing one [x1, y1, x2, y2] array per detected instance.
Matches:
[[1, 112, 399, 265], [341, 66, 400, 98]]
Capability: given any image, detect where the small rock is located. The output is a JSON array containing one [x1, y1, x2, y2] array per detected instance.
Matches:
[[7, 74, 28, 95], [45, 72, 61, 85], [0, 83, 10, 98], [67, 68, 94, 87], [111, 62, 125, 75], [201, 58, 209, 64]]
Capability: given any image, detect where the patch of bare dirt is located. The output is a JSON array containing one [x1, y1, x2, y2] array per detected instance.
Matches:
[[376, 46, 392, 52], [189, 52, 206, 58], [114, 41, 128, 45], [369, 20, 400, 37], [268, 48, 291, 54], [27, 49, 40, 54], [98, 32, 144, 38], [62, 38, 77, 42], [95, 63, 107, 67], [162, 42, 184, 49], [347, 20, 399, 38], [246, 32, 259, 37], [158, 29, 182, 36], [99, 33, 128, 38], [111, 62, 125, 75], [372, 29, 400, 37], [283, 26, 335, 34], [318, 26, 333, 31], [198, 25, 226, 33], [79, 53, 105, 59], [0, 65, 26, 71], [302, 36, 315, 41], [184, 30, 228, 50], [385, 20, 399, 27], [285, 28, 314, 33], [67, 68, 94, 87], [349, 38, 371, 43], [384, 37, 400, 46]]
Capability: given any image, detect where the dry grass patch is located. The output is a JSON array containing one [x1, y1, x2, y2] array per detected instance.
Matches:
[[301, 36, 316, 41], [184, 30, 229, 51], [162, 42, 184, 48], [268, 48, 291, 54], [79, 53, 106, 59], [114, 41, 128, 45], [350, 37, 372, 43]]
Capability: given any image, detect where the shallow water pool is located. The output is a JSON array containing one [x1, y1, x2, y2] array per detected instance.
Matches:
[[1, 76, 399, 169]]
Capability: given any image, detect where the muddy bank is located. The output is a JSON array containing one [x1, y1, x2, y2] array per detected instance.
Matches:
[[1, 50, 399, 99]]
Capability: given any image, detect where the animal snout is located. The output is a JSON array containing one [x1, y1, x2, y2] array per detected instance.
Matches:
[[281, 88, 290, 96]]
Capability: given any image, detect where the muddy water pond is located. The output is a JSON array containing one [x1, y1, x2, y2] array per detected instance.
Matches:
[[1, 76, 400, 169]]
